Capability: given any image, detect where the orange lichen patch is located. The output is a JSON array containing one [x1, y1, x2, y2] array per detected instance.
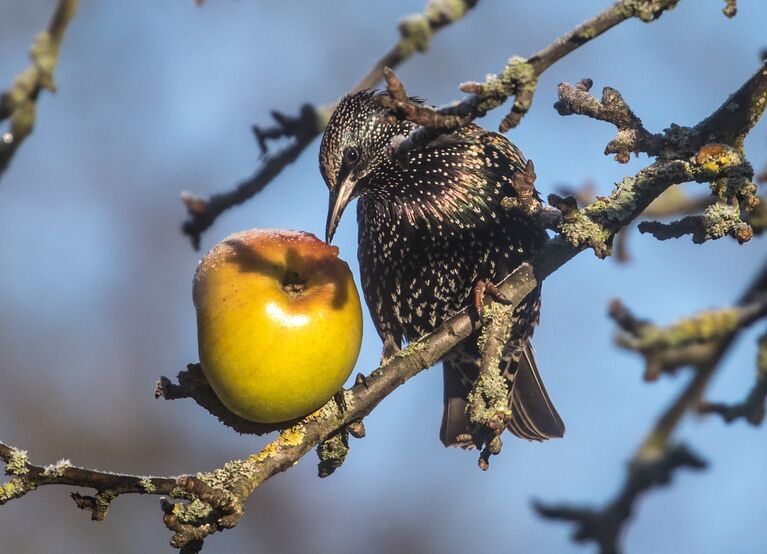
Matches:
[[695, 143, 741, 173]]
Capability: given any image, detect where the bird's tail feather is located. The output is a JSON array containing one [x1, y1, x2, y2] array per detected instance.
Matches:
[[440, 341, 564, 448]]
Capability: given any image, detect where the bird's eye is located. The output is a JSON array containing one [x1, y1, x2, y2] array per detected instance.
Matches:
[[343, 146, 360, 166]]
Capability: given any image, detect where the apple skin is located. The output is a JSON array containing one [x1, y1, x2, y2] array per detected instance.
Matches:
[[193, 229, 363, 424]]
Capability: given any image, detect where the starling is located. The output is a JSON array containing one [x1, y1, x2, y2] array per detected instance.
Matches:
[[319, 90, 564, 446]]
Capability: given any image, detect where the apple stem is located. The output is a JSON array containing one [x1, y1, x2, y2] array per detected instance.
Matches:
[[281, 270, 306, 297]]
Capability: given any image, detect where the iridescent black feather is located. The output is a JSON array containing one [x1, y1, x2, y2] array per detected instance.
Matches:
[[320, 90, 564, 446]]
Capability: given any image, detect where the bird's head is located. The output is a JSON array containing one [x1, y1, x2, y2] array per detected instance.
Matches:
[[319, 90, 410, 243]]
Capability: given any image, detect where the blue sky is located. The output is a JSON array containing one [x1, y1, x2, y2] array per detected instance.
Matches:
[[1, 1, 765, 552]]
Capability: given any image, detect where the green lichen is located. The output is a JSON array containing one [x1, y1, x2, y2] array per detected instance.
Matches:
[[476, 303, 513, 352], [560, 212, 612, 258], [170, 486, 195, 500], [397, 15, 432, 56], [466, 370, 512, 430], [699, 203, 751, 243], [500, 56, 537, 90], [341, 390, 355, 412], [306, 396, 342, 423], [280, 423, 306, 446], [174, 498, 213, 525], [620, 0, 679, 22], [424, 0, 471, 23], [577, 26, 598, 40], [316, 430, 349, 478], [395, 340, 429, 359], [200, 458, 254, 490], [710, 176, 757, 205], [470, 304, 515, 435], [139, 477, 156, 494], [5, 448, 29, 476], [637, 307, 742, 351], [585, 176, 640, 223], [469, 56, 537, 108], [0, 477, 28, 504]]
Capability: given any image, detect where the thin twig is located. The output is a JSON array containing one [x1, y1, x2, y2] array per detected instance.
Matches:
[[535, 259, 767, 554], [0, 0, 78, 179], [379, 0, 681, 157], [534, 444, 706, 554], [180, 0, 480, 248], [610, 295, 767, 380]]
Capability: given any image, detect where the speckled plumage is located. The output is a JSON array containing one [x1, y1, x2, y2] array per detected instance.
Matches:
[[320, 91, 564, 446]]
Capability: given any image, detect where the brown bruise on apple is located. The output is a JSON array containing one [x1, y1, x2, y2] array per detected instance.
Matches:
[[193, 229, 363, 424]]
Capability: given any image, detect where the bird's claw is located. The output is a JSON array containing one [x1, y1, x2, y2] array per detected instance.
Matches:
[[473, 279, 512, 325], [380, 335, 401, 364]]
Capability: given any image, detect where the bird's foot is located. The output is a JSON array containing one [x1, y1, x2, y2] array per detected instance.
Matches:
[[473, 279, 512, 325], [380, 334, 401, 365]]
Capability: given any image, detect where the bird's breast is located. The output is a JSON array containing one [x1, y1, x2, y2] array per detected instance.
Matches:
[[356, 197, 523, 342]]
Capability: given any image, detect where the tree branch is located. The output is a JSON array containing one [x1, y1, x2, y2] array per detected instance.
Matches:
[[466, 302, 515, 469], [0, 0, 78, 179], [699, 331, 767, 425], [534, 258, 767, 554], [149, 59, 767, 549], [180, 0, 479, 248], [610, 295, 767, 380], [4, 11, 766, 554], [533, 444, 706, 554], [554, 78, 666, 162], [378, 0, 681, 157]]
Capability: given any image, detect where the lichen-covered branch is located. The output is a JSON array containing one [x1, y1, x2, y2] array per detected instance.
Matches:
[[551, 70, 765, 249], [0, 0, 78, 179], [0, 441, 179, 511], [378, 0, 681, 157], [535, 258, 767, 554], [564, 184, 765, 261], [638, 203, 753, 243], [181, 0, 693, 247], [467, 302, 515, 470], [610, 296, 767, 380], [555, 78, 668, 162], [180, 0, 479, 248], [699, 332, 767, 425], [693, 60, 767, 150], [148, 151, 726, 549], [142, 59, 767, 550]]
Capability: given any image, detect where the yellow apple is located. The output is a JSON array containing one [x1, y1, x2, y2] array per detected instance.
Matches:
[[193, 229, 363, 423]]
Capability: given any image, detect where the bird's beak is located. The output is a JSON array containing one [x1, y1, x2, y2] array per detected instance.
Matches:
[[325, 174, 356, 243]]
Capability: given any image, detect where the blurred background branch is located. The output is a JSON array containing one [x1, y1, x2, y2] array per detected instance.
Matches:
[[180, 0, 479, 249], [181, 0, 684, 248], [0, 0, 77, 179], [536, 259, 767, 554]]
